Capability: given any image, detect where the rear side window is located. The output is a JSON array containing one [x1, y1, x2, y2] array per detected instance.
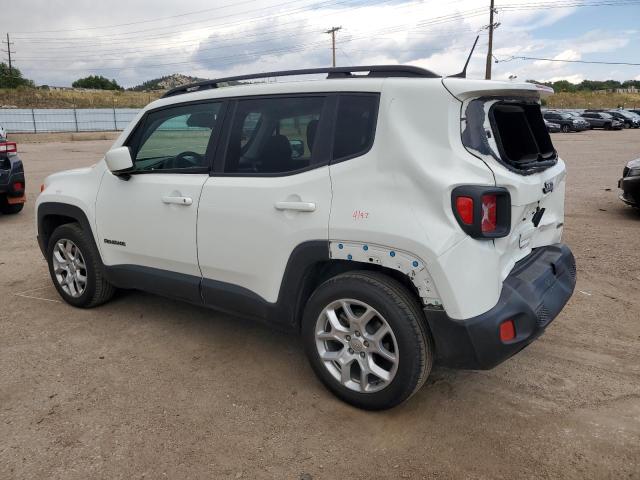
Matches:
[[224, 96, 325, 175], [332, 94, 378, 161]]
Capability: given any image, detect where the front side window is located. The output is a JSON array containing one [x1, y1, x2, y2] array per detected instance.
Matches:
[[132, 102, 221, 172], [333, 94, 379, 161], [224, 96, 325, 174]]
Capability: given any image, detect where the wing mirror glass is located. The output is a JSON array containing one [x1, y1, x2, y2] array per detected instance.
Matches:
[[105, 146, 134, 174]]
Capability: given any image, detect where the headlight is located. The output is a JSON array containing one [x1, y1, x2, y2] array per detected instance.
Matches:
[[627, 158, 640, 176], [572, 120, 579, 124]]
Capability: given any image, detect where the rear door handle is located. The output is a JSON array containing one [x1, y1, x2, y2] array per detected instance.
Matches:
[[162, 196, 193, 206], [274, 201, 316, 212]]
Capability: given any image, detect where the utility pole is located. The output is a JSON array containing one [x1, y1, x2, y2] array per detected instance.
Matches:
[[485, 0, 496, 80], [325, 26, 342, 67], [2, 33, 15, 72]]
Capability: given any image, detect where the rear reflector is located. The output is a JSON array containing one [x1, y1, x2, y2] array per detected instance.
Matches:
[[455, 196, 474, 225], [481, 194, 497, 233], [0, 142, 17, 154], [499, 319, 516, 342]]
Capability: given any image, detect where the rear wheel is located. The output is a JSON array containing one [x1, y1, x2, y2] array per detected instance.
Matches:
[[0, 195, 24, 215], [302, 271, 433, 410], [47, 223, 115, 308]]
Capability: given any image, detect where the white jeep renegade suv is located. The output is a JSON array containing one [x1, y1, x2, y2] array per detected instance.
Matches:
[[36, 66, 576, 410]]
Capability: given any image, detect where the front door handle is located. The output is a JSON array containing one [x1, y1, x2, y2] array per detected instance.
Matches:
[[274, 201, 316, 212], [162, 196, 193, 206]]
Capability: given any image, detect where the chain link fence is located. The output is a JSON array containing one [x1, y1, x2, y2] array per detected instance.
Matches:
[[0, 108, 140, 133]]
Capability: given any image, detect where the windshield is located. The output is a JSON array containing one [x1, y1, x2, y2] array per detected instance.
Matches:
[[613, 111, 634, 119]]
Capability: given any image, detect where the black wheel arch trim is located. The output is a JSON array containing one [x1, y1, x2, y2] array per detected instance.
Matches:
[[37, 202, 100, 260]]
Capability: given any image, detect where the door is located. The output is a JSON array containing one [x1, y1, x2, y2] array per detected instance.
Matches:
[[197, 95, 333, 306], [96, 101, 224, 301]]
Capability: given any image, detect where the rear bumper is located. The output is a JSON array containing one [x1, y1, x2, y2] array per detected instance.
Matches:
[[426, 243, 576, 370], [0, 171, 25, 198]]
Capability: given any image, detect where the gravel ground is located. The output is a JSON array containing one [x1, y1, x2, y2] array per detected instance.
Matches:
[[1, 131, 639, 479]]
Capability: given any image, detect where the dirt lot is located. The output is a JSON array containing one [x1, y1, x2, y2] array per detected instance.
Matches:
[[1, 131, 639, 479]]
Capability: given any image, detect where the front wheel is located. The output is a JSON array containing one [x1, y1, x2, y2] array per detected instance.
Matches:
[[302, 271, 433, 410], [561, 124, 570, 133], [47, 223, 115, 308]]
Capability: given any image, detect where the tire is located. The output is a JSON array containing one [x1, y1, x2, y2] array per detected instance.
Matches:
[[624, 122, 630, 129], [302, 270, 433, 410], [46, 223, 115, 308], [561, 124, 570, 133], [604, 123, 611, 130], [0, 195, 24, 215]]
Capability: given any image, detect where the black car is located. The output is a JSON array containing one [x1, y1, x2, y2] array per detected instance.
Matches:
[[580, 111, 623, 130], [0, 141, 26, 215], [544, 119, 561, 133], [543, 111, 589, 132], [619, 157, 640, 208], [603, 110, 640, 129]]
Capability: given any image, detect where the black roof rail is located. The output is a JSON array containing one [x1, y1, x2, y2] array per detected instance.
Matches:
[[162, 65, 439, 98]]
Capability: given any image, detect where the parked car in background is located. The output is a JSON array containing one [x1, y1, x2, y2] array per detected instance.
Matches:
[[580, 112, 623, 130], [603, 110, 640, 129], [0, 124, 7, 141], [628, 109, 640, 116], [543, 111, 589, 132], [0, 140, 26, 214], [619, 157, 640, 208], [545, 119, 561, 133]]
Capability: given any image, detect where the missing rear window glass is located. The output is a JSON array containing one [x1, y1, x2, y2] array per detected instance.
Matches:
[[462, 98, 557, 175]]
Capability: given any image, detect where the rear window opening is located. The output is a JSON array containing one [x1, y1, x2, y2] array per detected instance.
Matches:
[[489, 102, 557, 173]]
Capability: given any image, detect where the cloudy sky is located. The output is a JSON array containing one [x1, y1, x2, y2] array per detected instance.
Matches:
[[3, 0, 639, 88]]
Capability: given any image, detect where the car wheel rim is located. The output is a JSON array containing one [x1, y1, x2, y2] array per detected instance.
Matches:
[[52, 239, 87, 298], [315, 299, 399, 393]]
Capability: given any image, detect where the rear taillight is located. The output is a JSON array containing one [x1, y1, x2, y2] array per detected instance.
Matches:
[[455, 196, 474, 225], [13, 182, 24, 191], [452, 186, 511, 239], [0, 142, 17, 154]]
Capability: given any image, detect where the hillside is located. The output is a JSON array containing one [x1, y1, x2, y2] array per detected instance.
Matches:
[[0, 88, 162, 108], [545, 91, 640, 109], [129, 74, 208, 92], [1, 85, 638, 110]]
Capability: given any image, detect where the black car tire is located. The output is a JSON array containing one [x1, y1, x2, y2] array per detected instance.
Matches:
[[561, 124, 570, 133], [605, 123, 611, 130], [624, 122, 630, 129], [47, 223, 115, 308], [0, 195, 24, 214], [302, 270, 433, 410]]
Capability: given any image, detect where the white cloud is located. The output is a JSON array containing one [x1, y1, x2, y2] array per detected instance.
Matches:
[[5, 0, 638, 87]]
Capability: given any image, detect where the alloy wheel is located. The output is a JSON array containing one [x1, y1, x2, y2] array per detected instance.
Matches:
[[315, 299, 399, 393], [52, 239, 87, 298]]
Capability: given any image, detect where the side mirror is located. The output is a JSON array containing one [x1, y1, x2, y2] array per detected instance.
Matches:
[[289, 139, 304, 159], [105, 146, 133, 174]]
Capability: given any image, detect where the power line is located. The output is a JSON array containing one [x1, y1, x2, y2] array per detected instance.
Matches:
[[499, 56, 640, 66], [15, 7, 488, 61]]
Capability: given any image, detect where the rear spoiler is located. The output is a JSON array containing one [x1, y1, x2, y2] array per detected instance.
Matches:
[[442, 78, 554, 101]]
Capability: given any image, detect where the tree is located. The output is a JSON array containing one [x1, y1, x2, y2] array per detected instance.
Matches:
[[72, 75, 123, 90], [0, 63, 35, 88]]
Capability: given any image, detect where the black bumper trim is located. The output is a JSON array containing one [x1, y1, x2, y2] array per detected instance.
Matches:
[[425, 243, 576, 370]]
